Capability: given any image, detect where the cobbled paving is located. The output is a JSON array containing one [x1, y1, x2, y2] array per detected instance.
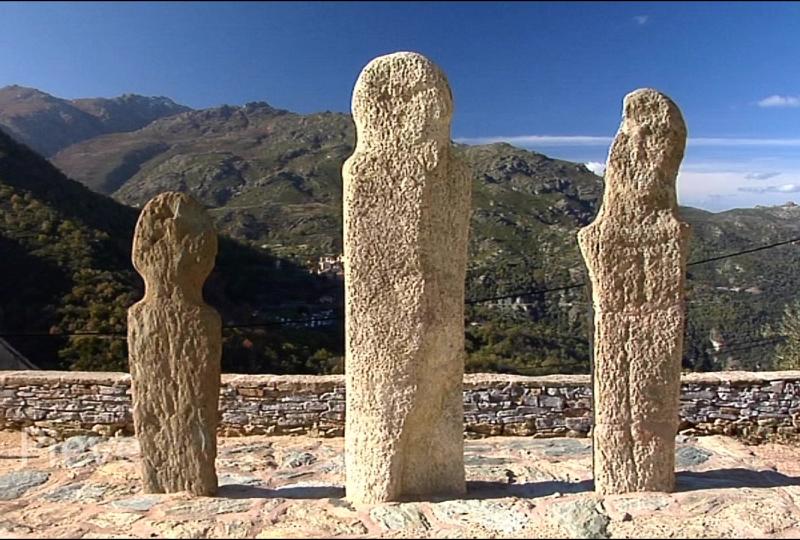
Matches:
[[1, 431, 799, 538]]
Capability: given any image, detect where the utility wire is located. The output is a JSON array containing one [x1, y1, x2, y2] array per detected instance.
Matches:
[[704, 336, 786, 355], [467, 234, 800, 305], [0, 330, 127, 338], [4, 235, 800, 337], [686, 235, 800, 267], [0, 315, 345, 338], [224, 315, 343, 329], [466, 283, 585, 305], [705, 342, 783, 358]]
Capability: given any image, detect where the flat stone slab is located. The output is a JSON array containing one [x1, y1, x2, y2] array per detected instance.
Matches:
[[43, 482, 109, 503], [370, 503, 431, 532], [676, 445, 712, 468], [1, 431, 800, 538], [109, 494, 163, 512], [48, 435, 104, 455], [0, 470, 49, 500]]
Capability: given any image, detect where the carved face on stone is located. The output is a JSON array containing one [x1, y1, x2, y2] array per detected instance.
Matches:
[[351, 51, 453, 150], [604, 88, 687, 210], [132, 192, 217, 298]]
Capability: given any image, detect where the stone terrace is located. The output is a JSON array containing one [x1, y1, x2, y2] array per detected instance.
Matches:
[[2, 371, 800, 443], [1, 431, 800, 538]]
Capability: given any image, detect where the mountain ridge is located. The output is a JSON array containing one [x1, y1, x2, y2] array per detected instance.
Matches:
[[0, 127, 344, 374], [0, 85, 191, 156], [3, 86, 800, 374]]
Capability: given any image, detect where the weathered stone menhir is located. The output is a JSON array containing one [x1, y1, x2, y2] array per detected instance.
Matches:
[[342, 51, 472, 504], [578, 89, 690, 494], [128, 192, 222, 496]]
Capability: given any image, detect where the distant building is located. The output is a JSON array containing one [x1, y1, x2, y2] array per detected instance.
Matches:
[[708, 328, 725, 353], [0, 338, 38, 370], [315, 255, 344, 278]]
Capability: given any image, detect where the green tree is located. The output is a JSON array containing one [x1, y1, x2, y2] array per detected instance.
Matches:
[[766, 299, 800, 370]]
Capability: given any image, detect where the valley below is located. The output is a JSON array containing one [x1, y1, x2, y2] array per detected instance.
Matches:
[[2, 85, 799, 375]]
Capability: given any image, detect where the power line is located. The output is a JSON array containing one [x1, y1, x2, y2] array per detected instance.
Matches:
[[467, 234, 800, 305], [0, 315, 346, 338], [704, 336, 786, 356], [466, 283, 585, 305], [0, 330, 126, 338], [224, 315, 343, 329], [5, 235, 800, 337], [686, 235, 800, 267]]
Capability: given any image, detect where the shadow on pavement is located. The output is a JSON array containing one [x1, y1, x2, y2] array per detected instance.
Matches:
[[467, 479, 594, 499], [676, 468, 800, 491], [218, 483, 345, 499], [217, 468, 800, 501]]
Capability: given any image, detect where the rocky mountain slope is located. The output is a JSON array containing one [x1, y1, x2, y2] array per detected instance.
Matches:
[[3, 88, 800, 374], [0, 85, 190, 156], [0, 129, 342, 373], [50, 104, 602, 271]]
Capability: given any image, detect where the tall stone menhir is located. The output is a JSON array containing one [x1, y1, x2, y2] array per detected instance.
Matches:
[[578, 89, 690, 494], [128, 192, 222, 496], [343, 52, 472, 504]]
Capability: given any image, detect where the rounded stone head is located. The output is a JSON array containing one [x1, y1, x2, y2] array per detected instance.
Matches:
[[351, 51, 453, 150], [132, 192, 217, 300], [604, 88, 687, 210]]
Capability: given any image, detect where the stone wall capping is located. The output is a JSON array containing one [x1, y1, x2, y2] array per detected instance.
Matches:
[[2, 370, 800, 445], [464, 373, 590, 386], [680, 370, 797, 385], [221, 374, 345, 391], [0, 371, 130, 386], [7, 371, 796, 388]]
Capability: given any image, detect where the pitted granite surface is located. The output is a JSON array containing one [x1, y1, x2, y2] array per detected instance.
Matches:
[[1, 431, 800, 538], [127, 192, 222, 496], [578, 88, 690, 494], [342, 51, 471, 504]]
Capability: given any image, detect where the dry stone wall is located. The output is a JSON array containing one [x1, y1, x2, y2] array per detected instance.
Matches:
[[2, 371, 800, 442]]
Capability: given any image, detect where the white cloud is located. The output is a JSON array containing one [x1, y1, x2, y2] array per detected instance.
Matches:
[[455, 135, 800, 148], [757, 95, 800, 108], [584, 162, 606, 176], [455, 135, 612, 146], [690, 138, 800, 147], [744, 171, 781, 180], [455, 133, 800, 211], [678, 166, 800, 211], [739, 184, 800, 194], [633, 15, 649, 25]]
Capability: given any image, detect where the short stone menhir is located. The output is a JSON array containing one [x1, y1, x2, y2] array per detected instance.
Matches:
[[128, 191, 222, 496], [342, 51, 472, 505], [124, 52, 690, 502], [578, 89, 690, 494]]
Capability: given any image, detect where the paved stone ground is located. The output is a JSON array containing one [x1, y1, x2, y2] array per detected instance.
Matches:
[[1, 431, 800, 538]]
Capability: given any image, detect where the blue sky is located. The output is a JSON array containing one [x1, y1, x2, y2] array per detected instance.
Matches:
[[1, 1, 799, 211]]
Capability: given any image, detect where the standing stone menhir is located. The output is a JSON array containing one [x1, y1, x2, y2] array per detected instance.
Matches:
[[343, 51, 472, 504], [578, 89, 690, 495], [128, 191, 222, 496]]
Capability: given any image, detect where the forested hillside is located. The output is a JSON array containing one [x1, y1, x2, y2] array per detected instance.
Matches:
[[3, 88, 800, 374]]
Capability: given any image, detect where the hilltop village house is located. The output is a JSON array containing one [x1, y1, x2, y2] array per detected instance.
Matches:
[[314, 254, 344, 278]]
